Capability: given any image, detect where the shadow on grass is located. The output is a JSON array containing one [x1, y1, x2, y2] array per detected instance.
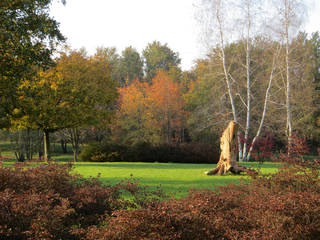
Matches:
[[73, 162, 218, 169]]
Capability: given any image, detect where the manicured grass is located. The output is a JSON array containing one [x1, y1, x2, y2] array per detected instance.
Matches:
[[72, 162, 279, 198], [0, 140, 281, 198]]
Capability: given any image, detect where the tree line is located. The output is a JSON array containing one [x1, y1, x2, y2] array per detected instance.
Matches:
[[0, 0, 319, 161]]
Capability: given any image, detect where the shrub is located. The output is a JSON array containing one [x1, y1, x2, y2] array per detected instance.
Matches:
[[0, 163, 162, 240], [83, 162, 320, 240], [80, 142, 220, 164], [250, 133, 275, 162], [1, 156, 320, 239]]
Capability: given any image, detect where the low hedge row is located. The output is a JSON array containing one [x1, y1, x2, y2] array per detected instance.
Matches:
[[79, 142, 220, 164]]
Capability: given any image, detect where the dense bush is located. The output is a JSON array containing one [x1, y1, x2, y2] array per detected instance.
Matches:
[[1, 155, 320, 239], [82, 161, 320, 240], [79, 142, 220, 164], [0, 162, 163, 240]]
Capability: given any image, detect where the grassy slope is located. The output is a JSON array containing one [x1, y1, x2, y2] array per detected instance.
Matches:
[[72, 162, 278, 198]]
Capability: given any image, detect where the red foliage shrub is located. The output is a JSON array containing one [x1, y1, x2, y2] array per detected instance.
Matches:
[[83, 163, 320, 240], [1, 158, 320, 239], [289, 134, 310, 157], [239, 132, 275, 162], [0, 163, 163, 240], [278, 134, 311, 165], [250, 133, 275, 162]]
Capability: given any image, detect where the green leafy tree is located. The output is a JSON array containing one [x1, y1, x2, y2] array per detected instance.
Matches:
[[0, 0, 65, 128], [119, 46, 144, 86], [142, 41, 181, 83], [95, 47, 121, 85]]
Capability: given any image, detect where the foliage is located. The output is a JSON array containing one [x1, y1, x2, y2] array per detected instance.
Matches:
[[0, 162, 163, 240], [17, 48, 117, 131], [240, 132, 275, 163], [142, 41, 181, 83], [0, 0, 65, 129], [148, 70, 186, 143], [82, 160, 320, 240], [113, 70, 185, 144], [118, 46, 144, 86], [113, 78, 157, 143], [1, 157, 319, 239], [11, 49, 118, 160]]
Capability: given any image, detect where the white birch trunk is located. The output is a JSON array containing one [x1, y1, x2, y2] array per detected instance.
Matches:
[[215, 0, 243, 161], [285, 0, 293, 153], [247, 45, 281, 161], [242, 0, 251, 162]]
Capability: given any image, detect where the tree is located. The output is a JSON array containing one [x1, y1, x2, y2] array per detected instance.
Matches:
[[147, 70, 185, 143], [142, 41, 181, 83], [13, 49, 118, 160], [119, 46, 144, 86], [0, 0, 65, 128], [277, 0, 306, 153], [113, 79, 158, 144], [196, 0, 309, 163], [113, 70, 186, 144], [95, 47, 121, 85]]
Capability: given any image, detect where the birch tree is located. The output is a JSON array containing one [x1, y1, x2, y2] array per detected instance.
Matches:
[[278, 0, 306, 153], [197, 0, 290, 162]]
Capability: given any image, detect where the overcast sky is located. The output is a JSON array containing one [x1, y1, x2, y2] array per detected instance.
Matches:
[[50, 0, 320, 71]]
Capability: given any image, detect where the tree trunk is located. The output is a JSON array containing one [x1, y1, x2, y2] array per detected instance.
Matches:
[[205, 121, 245, 175], [285, 0, 293, 155], [242, 1, 251, 162], [70, 128, 79, 162], [60, 139, 68, 153], [43, 130, 50, 161], [215, 4, 243, 162], [247, 44, 280, 161]]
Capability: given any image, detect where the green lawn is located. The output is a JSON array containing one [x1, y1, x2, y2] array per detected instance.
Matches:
[[0, 141, 281, 198], [72, 162, 279, 198]]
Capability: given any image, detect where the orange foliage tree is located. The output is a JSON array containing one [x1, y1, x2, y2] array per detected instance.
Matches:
[[113, 70, 185, 144], [147, 70, 185, 143], [112, 79, 159, 144]]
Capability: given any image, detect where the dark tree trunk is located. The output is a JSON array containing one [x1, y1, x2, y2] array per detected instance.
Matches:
[[43, 130, 50, 161], [60, 139, 68, 153]]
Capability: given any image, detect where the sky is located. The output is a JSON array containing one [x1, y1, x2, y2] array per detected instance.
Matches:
[[50, 0, 320, 71]]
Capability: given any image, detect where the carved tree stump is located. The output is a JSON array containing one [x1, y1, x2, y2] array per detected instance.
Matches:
[[205, 121, 245, 175]]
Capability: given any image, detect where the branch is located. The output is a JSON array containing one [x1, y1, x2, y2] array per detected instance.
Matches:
[[236, 93, 248, 109]]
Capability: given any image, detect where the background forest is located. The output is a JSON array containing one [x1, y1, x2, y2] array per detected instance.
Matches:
[[0, 0, 319, 163]]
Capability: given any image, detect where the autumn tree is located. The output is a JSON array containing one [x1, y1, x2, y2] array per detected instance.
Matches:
[[113, 70, 185, 144], [13, 49, 118, 160], [147, 70, 185, 143], [0, 0, 65, 128], [112, 79, 159, 144]]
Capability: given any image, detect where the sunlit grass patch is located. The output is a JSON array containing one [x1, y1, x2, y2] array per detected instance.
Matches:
[[72, 162, 279, 198]]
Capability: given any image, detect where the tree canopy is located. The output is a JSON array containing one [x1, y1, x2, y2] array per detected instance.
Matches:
[[0, 0, 65, 128], [142, 41, 181, 83]]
